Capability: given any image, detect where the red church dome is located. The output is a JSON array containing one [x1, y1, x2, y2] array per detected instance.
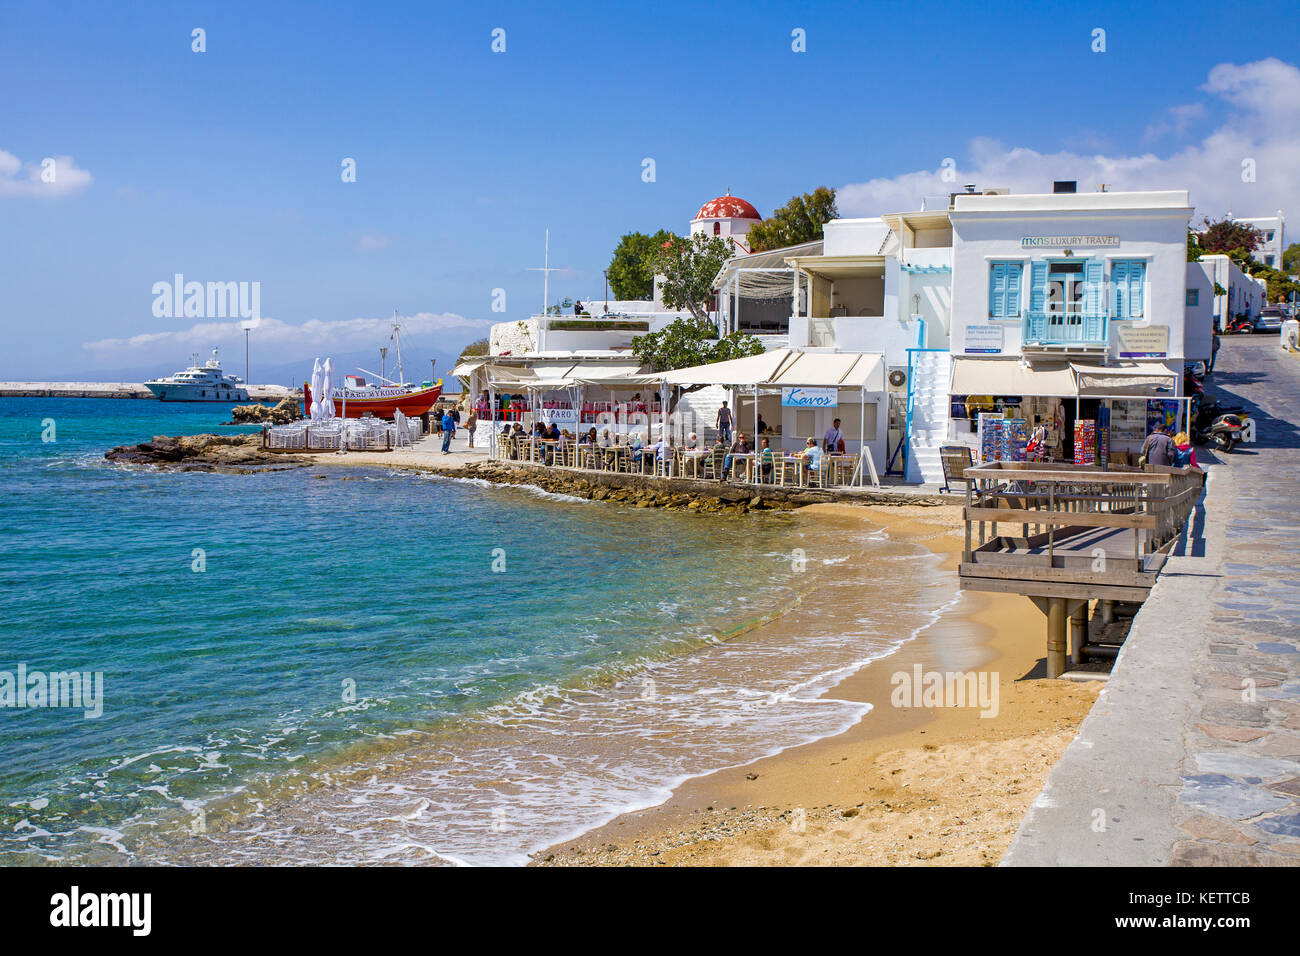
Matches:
[[693, 191, 761, 222]]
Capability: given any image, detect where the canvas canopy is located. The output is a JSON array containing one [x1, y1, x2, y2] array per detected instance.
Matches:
[[451, 359, 487, 378], [950, 358, 1075, 397], [1071, 362, 1179, 398], [659, 348, 797, 387], [770, 351, 885, 390]]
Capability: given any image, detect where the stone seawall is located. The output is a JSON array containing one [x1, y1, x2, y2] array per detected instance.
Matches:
[[372, 460, 951, 514]]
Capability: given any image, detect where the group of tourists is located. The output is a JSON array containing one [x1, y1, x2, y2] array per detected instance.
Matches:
[[1140, 422, 1198, 468]]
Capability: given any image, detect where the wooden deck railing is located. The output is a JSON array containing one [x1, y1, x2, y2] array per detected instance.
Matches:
[[962, 462, 1204, 572]]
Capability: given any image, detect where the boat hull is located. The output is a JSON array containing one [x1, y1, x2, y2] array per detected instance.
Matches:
[[146, 383, 250, 402], [302, 382, 443, 419]]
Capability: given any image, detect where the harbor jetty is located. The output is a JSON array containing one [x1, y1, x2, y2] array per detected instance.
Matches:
[[0, 381, 296, 401]]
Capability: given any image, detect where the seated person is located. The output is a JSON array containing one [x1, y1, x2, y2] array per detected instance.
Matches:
[[722, 432, 752, 479], [547, 422, 561, 441], [795, 437, 823, 471], [757, 437, 775, 482], [685, 432, 699, 450]]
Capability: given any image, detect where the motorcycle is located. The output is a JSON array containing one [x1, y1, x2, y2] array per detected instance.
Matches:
[[1191, 409, 1248, 451]]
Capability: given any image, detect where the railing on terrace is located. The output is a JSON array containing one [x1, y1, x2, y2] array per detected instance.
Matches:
[[481, 400, 663, 423], [1022, 311, 1109, 347], [962, 461, 1204, 572]]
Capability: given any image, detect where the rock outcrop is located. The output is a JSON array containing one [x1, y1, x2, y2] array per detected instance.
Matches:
[[105, 434, 305, 472], [228, 397, 300, 425]]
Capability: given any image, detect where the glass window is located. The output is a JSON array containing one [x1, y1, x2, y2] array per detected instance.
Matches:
[[1186, 288, 1199, 306]]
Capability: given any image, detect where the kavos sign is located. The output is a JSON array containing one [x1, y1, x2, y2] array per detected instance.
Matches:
[[782, 387, 837, 408]]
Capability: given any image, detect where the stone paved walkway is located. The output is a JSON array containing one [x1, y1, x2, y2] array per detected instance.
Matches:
[[1004, 336, 1300, 866], [1172, 337, 1300, 864]]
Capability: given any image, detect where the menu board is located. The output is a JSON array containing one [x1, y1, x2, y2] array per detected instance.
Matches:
[[1110, 400, 1147, 443]]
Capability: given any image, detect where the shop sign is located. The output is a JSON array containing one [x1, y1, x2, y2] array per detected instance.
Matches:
[[1020, 236, 1120, 248], [782, 387, 838, 408], [1115, 323, 1169, 359], [964, 325, 1004, 354]]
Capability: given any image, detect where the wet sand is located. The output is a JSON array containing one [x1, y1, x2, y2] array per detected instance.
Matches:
[[532, 503, 1102, 866]]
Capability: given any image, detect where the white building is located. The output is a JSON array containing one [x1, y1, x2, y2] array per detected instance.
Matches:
[[947, 187, 1208, 464], [1235, 211, 1285, 269], [1193, 254, 1268, 331]]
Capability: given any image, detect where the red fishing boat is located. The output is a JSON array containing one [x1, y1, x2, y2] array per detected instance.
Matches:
[[301, 313, 444, 419], [303, 377, 442, 419]]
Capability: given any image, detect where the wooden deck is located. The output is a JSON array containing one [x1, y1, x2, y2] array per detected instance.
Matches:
[[957, 462, 1204, 676]]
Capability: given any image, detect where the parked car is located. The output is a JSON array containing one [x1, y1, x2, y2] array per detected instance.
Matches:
[[1255, 305, 1285, 333]]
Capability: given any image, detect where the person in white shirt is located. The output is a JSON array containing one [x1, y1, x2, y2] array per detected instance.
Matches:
[[822, 418, 845, 453]]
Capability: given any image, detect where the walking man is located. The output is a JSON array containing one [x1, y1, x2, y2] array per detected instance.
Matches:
[[716, 401, 733, 444], [441, 407, 456, 454]]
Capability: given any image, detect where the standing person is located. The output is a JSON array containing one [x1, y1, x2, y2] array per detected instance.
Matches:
[[465, 410, 478, 450], [440, 408, 456, 454], [716, 401, 733, 443], [823, 418, 844, 453], [1140, 423, 1176, 467], [1173, 431, 1198, 468]]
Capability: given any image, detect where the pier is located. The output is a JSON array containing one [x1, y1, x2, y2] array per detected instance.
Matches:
[[0, 381, 297, 402], [959, 461, 1204, 678]]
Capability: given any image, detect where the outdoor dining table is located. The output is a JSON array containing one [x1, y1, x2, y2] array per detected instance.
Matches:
[[824, 454, 856, 487], [601, 445, 629, 472], [678, 448, 709, 479], [727, 452, 755, 484]]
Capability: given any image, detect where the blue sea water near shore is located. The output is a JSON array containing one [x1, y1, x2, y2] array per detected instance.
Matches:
[[0, 397, 955, 866]]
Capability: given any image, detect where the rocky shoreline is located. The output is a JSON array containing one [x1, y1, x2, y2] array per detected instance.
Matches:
[[105, 434, 952, 510], [104, 433, 306, 473]]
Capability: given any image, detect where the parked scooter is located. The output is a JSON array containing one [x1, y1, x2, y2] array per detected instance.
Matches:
[[1191, 402, 1249, 451]]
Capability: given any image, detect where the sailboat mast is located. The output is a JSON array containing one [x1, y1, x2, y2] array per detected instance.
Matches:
[[392, 310, 405, 386]]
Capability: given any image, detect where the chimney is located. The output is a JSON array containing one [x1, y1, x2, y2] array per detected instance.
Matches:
[[1053, 180, 1078, 194]]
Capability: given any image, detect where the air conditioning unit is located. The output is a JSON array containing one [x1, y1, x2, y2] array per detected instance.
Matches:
[[887, 367, 909, 391]]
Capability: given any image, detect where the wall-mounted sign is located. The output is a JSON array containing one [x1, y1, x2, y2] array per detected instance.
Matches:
[[782, 387, 838, 408], [1114, 323, 1169, 359], [540, 407, 579, 425], [1020, 236, 1120, 248], [963, 325, 1005, 354]]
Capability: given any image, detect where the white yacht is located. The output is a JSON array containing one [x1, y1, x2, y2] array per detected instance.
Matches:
[[145, 349, 250, 402]]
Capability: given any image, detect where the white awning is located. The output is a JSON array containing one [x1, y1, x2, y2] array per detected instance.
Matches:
[[660, 348, 796, 386], [1071, 362, 1179, 398], [451, 359, 487, 378], [771, 351, 885, 390], [566, 363, 659, 387], [950, 358, 1075, 397]]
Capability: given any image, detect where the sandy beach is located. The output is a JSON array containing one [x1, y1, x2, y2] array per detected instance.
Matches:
[[528, 502, 1103, 866], [306, 440, 1102, 866]]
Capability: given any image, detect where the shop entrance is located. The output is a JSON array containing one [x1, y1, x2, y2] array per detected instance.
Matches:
[[1061, 398, 1101, 462]]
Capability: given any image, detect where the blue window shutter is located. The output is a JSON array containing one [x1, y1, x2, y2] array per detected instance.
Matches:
[[989, 263, 1005, 317], [1130, 261, 1145, 317], [1112, 260, 1129, 317], [1029, 261, 1047, 312], [1084, 259, 1104, 313], [1006, 263, 1022, 316]]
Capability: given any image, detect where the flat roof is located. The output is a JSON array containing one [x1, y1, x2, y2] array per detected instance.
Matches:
[[951, 190, 1191, 214]]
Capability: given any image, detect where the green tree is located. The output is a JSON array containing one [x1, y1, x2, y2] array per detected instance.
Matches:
[[631, 318, 764, 373], [607, 229, 676, 300], [1198, 217, 1261, 255], [1187, 228, 1205, 262], [1283, 241, 1300, 274], [746, 187, 839, 253], [654, 233, 734, 322], [455, 337, 489, 368]]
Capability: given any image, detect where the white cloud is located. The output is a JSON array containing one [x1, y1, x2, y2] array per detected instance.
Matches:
[[1143, 102, 1206, 142], [837, 58, 1300, 223], [82, 311, 491, 356], [0, 150, 92, 198], [356, 233, 391, 251]]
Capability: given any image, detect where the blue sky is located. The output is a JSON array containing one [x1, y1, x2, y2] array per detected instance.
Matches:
[[3, 0, 1299, 380]]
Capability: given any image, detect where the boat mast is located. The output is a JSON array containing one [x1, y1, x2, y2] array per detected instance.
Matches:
[[391, 310, 405, 386]]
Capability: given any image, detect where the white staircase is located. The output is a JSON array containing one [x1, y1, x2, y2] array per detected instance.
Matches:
[[674, 384, 730, 441], [907, 351, 951, 486]]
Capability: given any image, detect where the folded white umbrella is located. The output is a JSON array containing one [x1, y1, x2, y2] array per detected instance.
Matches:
[[320, 358, 334, 420], [309, 358, 323, 420]]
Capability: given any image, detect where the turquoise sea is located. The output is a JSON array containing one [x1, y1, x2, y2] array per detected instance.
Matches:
[[0, 397, 954, 865]]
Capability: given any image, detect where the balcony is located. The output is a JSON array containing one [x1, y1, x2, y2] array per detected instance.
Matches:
[[1022, 312, 1109, 354]]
